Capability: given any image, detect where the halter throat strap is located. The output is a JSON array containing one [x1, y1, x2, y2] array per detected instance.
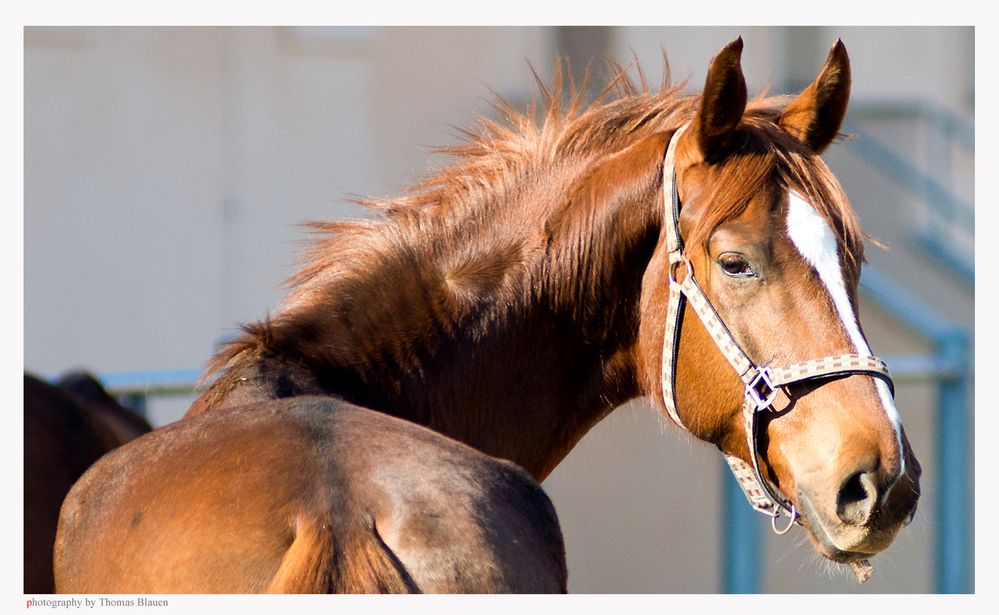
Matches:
[[658, 124, 895, 527]]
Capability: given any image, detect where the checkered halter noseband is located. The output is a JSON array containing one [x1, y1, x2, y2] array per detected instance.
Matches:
[[659, 125, 895, 536]]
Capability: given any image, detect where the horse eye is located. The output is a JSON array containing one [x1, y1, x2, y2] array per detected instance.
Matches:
[[718, 253, 756, 278]]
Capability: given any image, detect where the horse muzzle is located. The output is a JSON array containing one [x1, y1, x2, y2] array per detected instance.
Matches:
[[794, 454, 921, 563]]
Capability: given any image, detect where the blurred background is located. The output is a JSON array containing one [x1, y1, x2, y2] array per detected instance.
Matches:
[[23, 26, 974, 593]]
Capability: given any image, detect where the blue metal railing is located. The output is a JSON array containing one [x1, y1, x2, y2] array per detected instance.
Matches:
[[847, 101, 974, 150], [844, 101, 974, 286], [846, 128, 974, 232], [859, 267, 973, 594], [86, 368, 204, 417], [845, 103, 973, 592]]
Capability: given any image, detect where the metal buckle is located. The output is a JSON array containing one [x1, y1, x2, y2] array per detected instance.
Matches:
[[746, 367, 779, 411]]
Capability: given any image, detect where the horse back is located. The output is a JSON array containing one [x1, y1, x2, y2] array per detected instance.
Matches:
[[55, 396, 566, 593]]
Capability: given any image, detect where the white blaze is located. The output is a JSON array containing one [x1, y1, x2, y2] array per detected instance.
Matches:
[[785, 190, 905, 473]]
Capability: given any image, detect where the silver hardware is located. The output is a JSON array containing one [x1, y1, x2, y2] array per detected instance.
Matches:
[[667, 256, 694, 286], [771, 504, 797, 535], [746, 367, 779, 411]]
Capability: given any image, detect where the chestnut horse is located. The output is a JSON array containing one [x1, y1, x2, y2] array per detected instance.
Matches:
[[24, 372, 151, 593], [55, 38, 921, 592]]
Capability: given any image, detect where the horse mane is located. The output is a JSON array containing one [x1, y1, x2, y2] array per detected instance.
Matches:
[[202, 57, 866, 401], [284, 61, 693, 301]]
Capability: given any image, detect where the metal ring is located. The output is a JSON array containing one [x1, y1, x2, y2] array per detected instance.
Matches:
[[668, 257, 694, 286], [771, 505, 797, 536]]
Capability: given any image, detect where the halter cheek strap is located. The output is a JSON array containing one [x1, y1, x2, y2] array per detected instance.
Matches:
[[659, 124, 895, 533]]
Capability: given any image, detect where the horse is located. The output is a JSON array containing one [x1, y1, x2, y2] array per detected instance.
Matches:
[[54, 371, 153, 445], [55, 37, 921, 592], [24, 372, 152, 593]]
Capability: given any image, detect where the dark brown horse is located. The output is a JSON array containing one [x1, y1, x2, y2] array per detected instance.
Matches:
[[55, 38, 921, 592], [24, 372, 152, 593]]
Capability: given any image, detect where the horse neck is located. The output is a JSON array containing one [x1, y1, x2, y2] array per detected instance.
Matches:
[[212, 135, 671, 480]]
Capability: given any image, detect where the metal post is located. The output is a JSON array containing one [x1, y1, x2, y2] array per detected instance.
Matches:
[[935, 330, 972, 593], [723, 467, 763, 593]]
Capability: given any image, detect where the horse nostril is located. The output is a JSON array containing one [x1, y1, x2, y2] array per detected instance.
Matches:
[[836, 471, 878, 526]]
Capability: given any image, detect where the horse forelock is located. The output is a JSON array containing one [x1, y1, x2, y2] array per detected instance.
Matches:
[[678, 106, 865, 277]]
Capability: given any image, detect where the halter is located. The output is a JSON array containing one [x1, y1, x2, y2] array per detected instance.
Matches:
[[659, 125, 895, 535]]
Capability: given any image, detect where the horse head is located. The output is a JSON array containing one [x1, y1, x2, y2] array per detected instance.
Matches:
[[640, 38, 921, 566]]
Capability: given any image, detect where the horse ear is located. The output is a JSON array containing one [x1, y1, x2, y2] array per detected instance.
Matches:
[[691, 37, 748, 164], [778, 39, 851, 154]]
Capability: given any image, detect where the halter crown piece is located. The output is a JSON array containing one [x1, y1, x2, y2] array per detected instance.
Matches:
[[659, 124, 896, 537]]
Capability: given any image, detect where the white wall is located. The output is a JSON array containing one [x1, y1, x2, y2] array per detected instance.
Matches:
[[829, 26, 973, 112], [25, 28, 226, 372], [25, 26, 553, 375], [609, 26, 787, 94]]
